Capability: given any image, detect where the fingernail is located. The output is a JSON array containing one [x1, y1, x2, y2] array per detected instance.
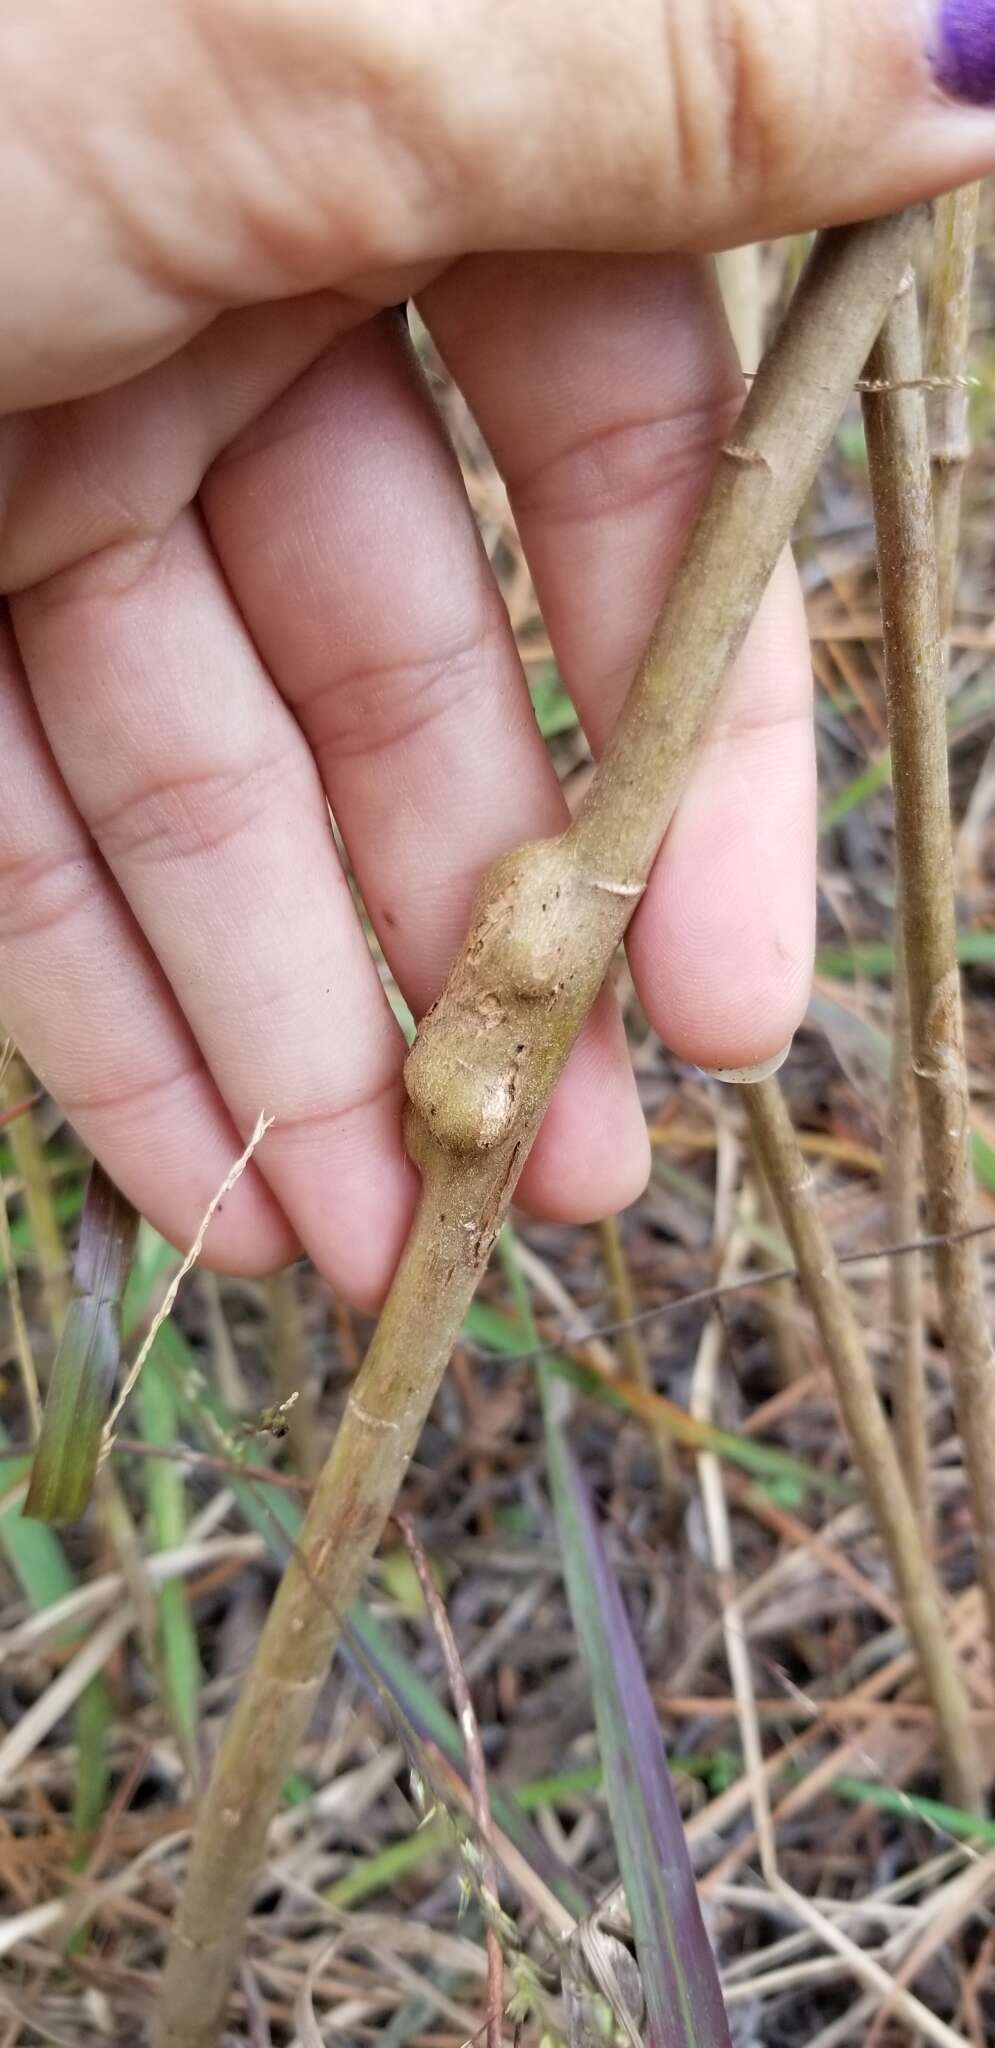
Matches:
[[932, 2, 995, 106], [698, 1042, 793, 1086]]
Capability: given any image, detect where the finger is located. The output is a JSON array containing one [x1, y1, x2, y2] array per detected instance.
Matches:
[[0, 292, 368, 591], [10, 3, 995, 408], [421, 252, 815, 1070], [11, 513, 418, 1310], [201, 314, 651, 1223], [0, 609, 296, 1271]]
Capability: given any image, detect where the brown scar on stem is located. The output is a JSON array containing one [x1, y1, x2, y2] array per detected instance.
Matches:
[[722, 443, 773, 470]]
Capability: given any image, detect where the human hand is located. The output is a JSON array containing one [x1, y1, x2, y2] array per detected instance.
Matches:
[[2, 0, 993, 1306]]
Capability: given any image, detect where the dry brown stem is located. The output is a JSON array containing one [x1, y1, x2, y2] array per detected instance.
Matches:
[[597, 1214, 681, 1507], [925, 185, 979, 633], [861, 275, 995, 1677], [155, 211, 927, 2048], [396, 1514, 504, 2048], [265, 1271, 323, 1482], [883, 904, 931, 1531], [740, 1077, 980, 1812]]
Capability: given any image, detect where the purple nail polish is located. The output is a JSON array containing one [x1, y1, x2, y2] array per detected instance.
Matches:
[[933, 0, 995, 105]]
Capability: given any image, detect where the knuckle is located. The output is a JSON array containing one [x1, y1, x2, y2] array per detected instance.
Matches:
[[663, 0, 825, 213], [509, 392, 744, 528], [306, 614, 492, 763], [0, 839, 94, 946], [91, 752, 303, 869]]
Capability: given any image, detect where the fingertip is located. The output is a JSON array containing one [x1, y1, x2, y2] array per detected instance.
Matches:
[[628, 798, 815, 1078]]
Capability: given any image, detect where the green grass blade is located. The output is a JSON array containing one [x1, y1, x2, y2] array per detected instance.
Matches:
[[328, 1765, 604, 1910], [817, 928, 995, 980], [542, 1383, 732, 2046], [26, 1166, 139, 1523], [498, 1236, 731, 2047], [818, 749, 891, 834], [530, 662, 580, 739], [0, 1420, 110, 1841], [136, 1354, 201, 1768]]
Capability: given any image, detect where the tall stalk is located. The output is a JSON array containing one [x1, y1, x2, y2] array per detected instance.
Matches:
[[155, 212, 926, 2048], [861, 272, 995, 1668], [740, 1077, 980, 1812], [597, 1214, 681, 1508], [925, 185, 979, 634], [879, 191, 979, 1548], [883, 914, 931, 1532]]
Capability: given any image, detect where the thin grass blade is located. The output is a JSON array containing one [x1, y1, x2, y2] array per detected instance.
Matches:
[[0, 1420, 111, 1838], [542, 1374, 733, 2048], [137, 1354, 201, 1775], [26, 1165, 139, 1523]]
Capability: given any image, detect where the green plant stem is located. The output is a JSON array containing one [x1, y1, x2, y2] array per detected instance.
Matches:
[[740, 1077, 980, 1813], [156, 211, 927, 2048], [925, 184, 979, 634], [137, 1358, 201, 1780], [862, 275, 995, 1675]]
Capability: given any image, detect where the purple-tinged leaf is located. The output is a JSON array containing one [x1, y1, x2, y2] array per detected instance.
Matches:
[[542, 1370, 732, 2048], [26, 1164, 139, 1523]]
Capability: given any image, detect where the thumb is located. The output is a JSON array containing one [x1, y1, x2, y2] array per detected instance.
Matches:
[[3, 0, 994, 410], [427, 0, 995, 254], [169, 0, 995, 265]]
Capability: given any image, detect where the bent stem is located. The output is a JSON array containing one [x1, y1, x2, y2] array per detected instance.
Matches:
[[861, 274, 995, 1671], [155, 211, 926, 2048], [740, 1078, 981, 1813]]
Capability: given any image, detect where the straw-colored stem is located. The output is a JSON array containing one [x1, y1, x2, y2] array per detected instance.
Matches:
[[265, 1270, 323, 1481], [862, 276, 995, 1672], [1, 1053, 70, 1343], [716, 243, 762, 371], [883, 909, 931, 1535], [882, 187, 979, 1557], [740, 1077, 980, 1813], [925, 184, 979, 635], [156, 211, 927, 2048], [597, 1215, 681, 1508], [755, 1168, 808, 1386]]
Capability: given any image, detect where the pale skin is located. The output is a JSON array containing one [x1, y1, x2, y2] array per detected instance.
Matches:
[[2, 0, 995, 1309]]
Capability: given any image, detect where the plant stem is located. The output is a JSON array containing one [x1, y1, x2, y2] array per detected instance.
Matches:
[[740, 1077, 980, 1813], [861, 275, 995, 1673], [1, 1052, 70, 1343], [397, 1513, 503, 2048], [925, 184, 979, 635], [716, 244, 762, 370], [883, 909, 931, 1534], [155, 210, 927, 2048], [265, 1270, 323, 1481], [597, 1215, 681, 1508]]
